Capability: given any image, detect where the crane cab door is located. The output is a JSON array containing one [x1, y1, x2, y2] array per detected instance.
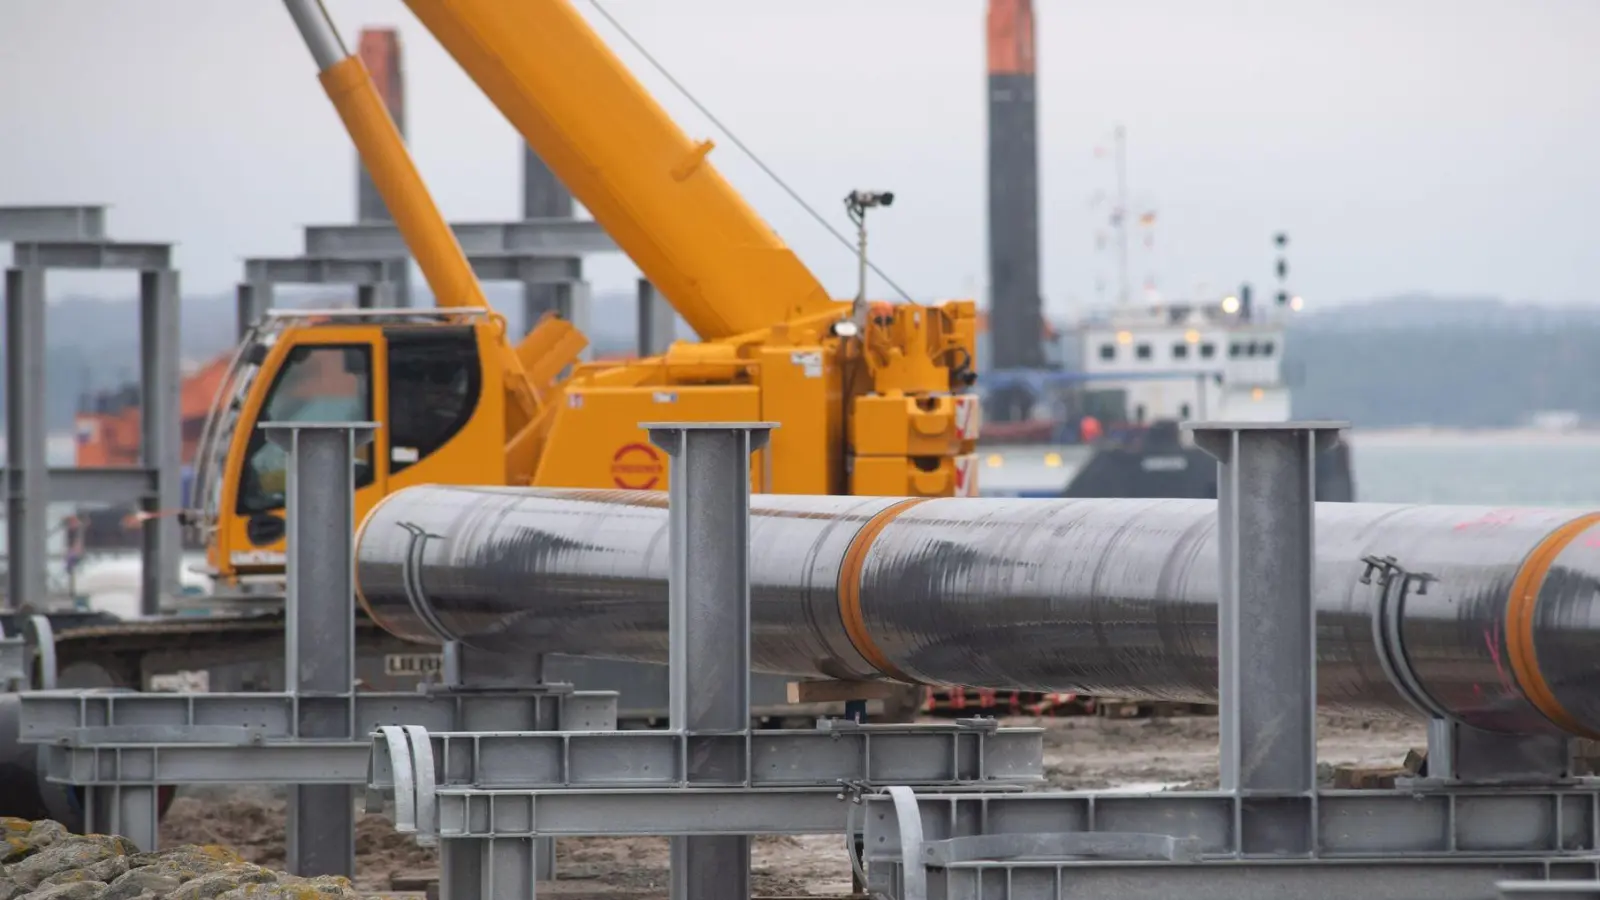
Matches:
[[218, 327, 389, 580], [378, 324, 496, 494], [215, 322, 498, 584]]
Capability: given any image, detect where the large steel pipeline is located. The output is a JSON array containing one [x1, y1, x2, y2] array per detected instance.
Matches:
[[353, 487, 1600, 739]]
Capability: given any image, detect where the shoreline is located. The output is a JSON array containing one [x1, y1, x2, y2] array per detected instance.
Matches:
[[1345, 426, 1600, 447]]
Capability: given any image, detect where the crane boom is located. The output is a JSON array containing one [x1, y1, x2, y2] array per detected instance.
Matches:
[[283, 0, 549, 435], [190, 0, 976, 592], [284, 0, 486, 316], [401, 0, 839, 340]]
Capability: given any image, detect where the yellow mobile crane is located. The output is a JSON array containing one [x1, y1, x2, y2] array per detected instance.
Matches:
[[191, 0, 980, 587]]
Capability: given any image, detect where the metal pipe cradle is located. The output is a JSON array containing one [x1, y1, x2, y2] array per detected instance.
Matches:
[[353, 487, 1600, 740]]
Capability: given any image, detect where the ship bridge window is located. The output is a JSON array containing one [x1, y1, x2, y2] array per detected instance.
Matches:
[[1099, 343, 1116, 361], [1172, 342, 1190, 360], [1200, 342, 1216, 359], [1136, 343, 1152, 361], [1229, 343, 1242, 358], [1261, 340, 1276, 357]]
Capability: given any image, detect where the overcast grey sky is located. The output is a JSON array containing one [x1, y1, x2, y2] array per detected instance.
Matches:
[[1, 0, 1596, 317]]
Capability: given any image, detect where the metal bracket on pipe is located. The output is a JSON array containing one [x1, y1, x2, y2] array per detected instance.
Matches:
[[371, 724, 438, 846], [398, 520, 456, 646], [25, 613, 56, 690], [1364, 554, 1455, 723]]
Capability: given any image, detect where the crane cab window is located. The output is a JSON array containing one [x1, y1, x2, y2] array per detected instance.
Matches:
[[385, 326, 483, 475], [237, 344, 374, 514]]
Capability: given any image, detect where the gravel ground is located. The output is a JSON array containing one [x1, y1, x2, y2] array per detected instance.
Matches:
[[141, 711, 1427, 898]]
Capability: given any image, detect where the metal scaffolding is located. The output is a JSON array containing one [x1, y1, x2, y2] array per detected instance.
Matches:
[[0, 204, 182, 616], [355, 420, 1600, 900], [19, 415, 1600, 898], [17, 420, 616, 880]]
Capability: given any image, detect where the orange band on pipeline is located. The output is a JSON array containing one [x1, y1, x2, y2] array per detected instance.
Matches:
[[1506, 511, 1600, 739], [837, 498, 932, 684]]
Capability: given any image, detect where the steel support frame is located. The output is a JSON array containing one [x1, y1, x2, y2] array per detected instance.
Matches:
[[17, 421, 616, 891], [521, 151, 581, 346], [270, 422, 371, 878], [856, 421, 1600, 900], [238, 256, 407, 336], [356, 421, 1044, 900], [637, 278, 676, 356], [0, 206, 106, 242], [236, 252, 589, 358], [645, 422, 768, 900], [2, 229, 181, 617], [301, 219, 615, 259]]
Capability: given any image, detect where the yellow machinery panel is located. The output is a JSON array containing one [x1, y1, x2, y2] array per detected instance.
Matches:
[[851, 393, 981, 459], [757, 344, 837, 495], [851, 453, 980, 498], [536, 384, 764, 490]]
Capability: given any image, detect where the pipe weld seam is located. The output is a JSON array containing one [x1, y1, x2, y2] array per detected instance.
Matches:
[[1506, 511, 1600, 740], [836, 498, 930, 685]]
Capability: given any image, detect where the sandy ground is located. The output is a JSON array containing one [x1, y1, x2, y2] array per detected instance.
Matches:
[[156, 711, 1425, 898]]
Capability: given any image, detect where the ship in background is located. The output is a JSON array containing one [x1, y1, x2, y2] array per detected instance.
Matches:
[[975, 291, 1356, 500], [975, 0, 1354, 501]]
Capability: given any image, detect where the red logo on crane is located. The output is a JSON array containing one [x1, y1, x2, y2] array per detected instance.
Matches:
[[611, 443, 664, 490]]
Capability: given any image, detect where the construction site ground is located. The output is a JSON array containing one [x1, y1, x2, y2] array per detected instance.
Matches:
[[153, 709, 1426, 898]]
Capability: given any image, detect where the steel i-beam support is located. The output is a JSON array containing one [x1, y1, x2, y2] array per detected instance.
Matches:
[[1190, 420, 1345, 856], [646, 421, 775, 900], [637, 278, 676, 356], [138, 269, 183, 614], [4, 267, 48, 609], [437, 638, 561, 894], [266, 420, 377, 879], [522, 147, 577, 339]]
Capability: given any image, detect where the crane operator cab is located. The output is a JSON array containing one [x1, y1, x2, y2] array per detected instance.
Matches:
[[188, 308, 505, 591]]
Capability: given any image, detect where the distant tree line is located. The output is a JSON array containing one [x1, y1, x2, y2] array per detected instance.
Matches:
[[7, 292, 1600, 432], [1286, 325, 1600, 428]]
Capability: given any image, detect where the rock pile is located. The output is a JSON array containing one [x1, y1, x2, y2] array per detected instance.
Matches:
[[1, 818, 361, 900]]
